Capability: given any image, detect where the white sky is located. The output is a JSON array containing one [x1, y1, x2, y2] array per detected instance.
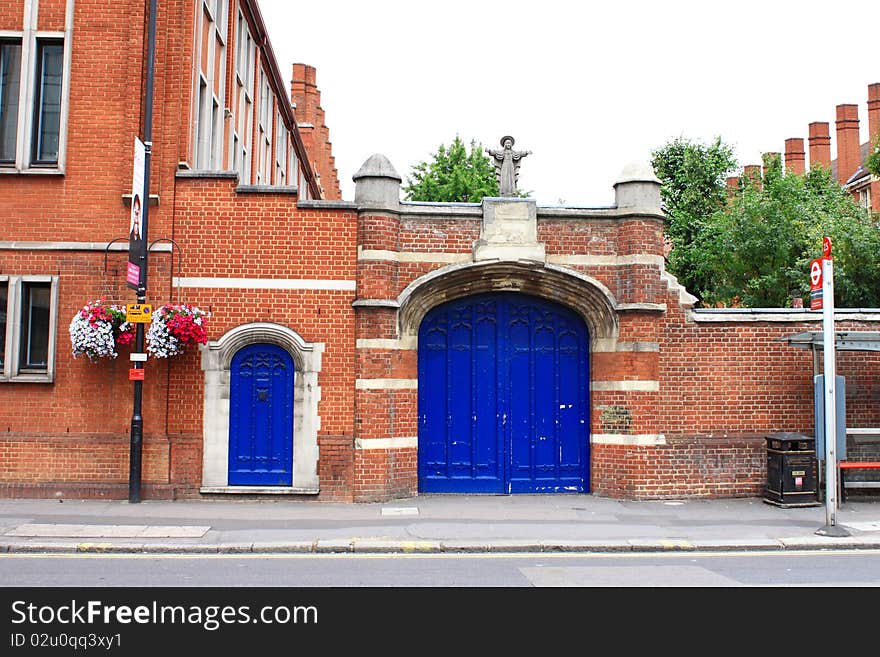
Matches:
[[257, 0, 879, 207]]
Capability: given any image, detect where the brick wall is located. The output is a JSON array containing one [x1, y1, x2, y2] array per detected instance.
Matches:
[[2, 0, 877, 503], [0, 0, 352, 500], [352, 196, 880, 500]]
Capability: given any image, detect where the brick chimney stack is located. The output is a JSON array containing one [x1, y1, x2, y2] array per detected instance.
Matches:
[[723, 175, 740, 204], [291, 63, 318, 125], [743, 164, 762, 189], [762, 152, 781, 177], [868, 83, 880, 143], [868, 83, 880, 212], [784, 138, 805, 175], [835, 103, 860, 185], [290, 64, 341, 200], [808, 122, 831, 171]]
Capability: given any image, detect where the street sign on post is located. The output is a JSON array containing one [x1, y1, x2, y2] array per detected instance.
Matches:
[[809, 258, 823, 310], [126, 303, 153, 323], [815, 237, 849, 536], [823, 236, 832, 258]]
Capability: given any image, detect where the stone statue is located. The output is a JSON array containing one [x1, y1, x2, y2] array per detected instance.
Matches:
[[486, 135, 531, 197]]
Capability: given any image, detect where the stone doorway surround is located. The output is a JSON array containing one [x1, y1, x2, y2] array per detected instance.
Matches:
[[199, 322, 323, 494]]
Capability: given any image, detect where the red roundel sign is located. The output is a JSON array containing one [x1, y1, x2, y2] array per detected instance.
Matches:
[[809, 258, 824, 310], [810, 259, 823, 291]]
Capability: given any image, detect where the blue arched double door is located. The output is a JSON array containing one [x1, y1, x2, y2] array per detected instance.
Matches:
[[418, 293, 590, 494], [228, 343, 294, 486]]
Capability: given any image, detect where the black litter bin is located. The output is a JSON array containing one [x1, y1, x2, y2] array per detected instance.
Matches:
[[765, 433, 820, 507]]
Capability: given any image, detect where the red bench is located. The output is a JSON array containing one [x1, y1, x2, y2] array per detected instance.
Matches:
[[839, 461, 880, 502]]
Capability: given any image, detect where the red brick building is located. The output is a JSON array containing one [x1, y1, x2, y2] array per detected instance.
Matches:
[[1, 1, 878, 502], [0, 0, 353, 499]]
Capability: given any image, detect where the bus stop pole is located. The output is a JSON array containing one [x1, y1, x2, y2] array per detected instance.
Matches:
[[817, 257, 849, 536]]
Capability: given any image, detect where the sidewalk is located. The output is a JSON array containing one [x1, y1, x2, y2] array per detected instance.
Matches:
[[1, 494, 879, 554]]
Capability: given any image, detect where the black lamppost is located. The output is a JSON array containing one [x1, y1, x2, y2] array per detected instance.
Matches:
[[129, 0, 158, 504]]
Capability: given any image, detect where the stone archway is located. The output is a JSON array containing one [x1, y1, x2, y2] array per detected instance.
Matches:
[[397, 259, 620, 346], [199, 322, 323, 493], [397, 260, 620, 495]]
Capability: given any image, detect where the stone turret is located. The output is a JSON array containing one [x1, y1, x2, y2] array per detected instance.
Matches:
[[613, 162, 662, 209], [352, 154, 401, 212]]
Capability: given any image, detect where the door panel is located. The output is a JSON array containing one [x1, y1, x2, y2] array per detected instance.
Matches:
[[228, 343, 294, 486], [418, 293, 589, 494]]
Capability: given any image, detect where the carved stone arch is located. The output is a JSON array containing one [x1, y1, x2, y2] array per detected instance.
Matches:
[[199, 322, 323, 493], [397, 260, 620, 345], [208, 322, 322, 371]]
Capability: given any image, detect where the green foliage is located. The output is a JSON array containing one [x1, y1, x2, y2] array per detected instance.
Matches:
[[403, 136, 499, 202], [866, 135, 880, 177], [694, 159, 880, 308], [652, 137, 880, 308], [650, 136, 738, 298]]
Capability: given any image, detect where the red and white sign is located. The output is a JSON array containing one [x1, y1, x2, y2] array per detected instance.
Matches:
[[823, 236, 832, 258], [809, 259, 823, 290], [126, 262, 140, 286], [809, 258, 824, 310]]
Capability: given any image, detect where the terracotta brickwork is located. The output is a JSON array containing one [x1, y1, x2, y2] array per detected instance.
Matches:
[[350, 169, 880, 500], [0, 0, 348, 500], [1, 1, 877, 503], [290, 64, 341, 200]]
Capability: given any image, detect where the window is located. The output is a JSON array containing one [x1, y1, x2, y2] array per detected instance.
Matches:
[[232, 10, 254, 183], [275, 114, 287, 186], [299, 168, 310, 201], [0, 276, 58, 382], [256, 70, 271, 184], [31, 41, 63, 165], [0, 20, 69, 171], [19, 282, 50, 369], [0, 41, 22, 164], [193, 0, 227, 169], [0, 281, 7, 370]]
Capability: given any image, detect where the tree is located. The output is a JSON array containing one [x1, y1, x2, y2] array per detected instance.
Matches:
[[694, 156, 880, 307], [650, 137, 737, 298], [403, 136, 499, 202], [652, 138, 880, 308]]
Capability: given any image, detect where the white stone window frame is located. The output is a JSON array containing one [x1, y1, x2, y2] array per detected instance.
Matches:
[[0, 274, 59, 383], [0, 0, 73, 175], [200, 322, 323, 494]]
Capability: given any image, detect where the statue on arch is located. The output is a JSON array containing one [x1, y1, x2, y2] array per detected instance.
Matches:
[[486, 135, 531, 197]]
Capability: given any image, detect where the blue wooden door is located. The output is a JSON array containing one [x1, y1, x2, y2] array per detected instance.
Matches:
[[228, 343, 294, 486], [418, 293, 589, 493]]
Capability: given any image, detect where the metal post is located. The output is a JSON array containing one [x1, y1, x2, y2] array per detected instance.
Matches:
[[816, 257, 849, 536], [129, 0, 157, 504]]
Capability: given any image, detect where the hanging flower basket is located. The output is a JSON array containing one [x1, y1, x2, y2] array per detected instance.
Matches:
[[69, 298, 134, 362], [146, 303, 210, 358]]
